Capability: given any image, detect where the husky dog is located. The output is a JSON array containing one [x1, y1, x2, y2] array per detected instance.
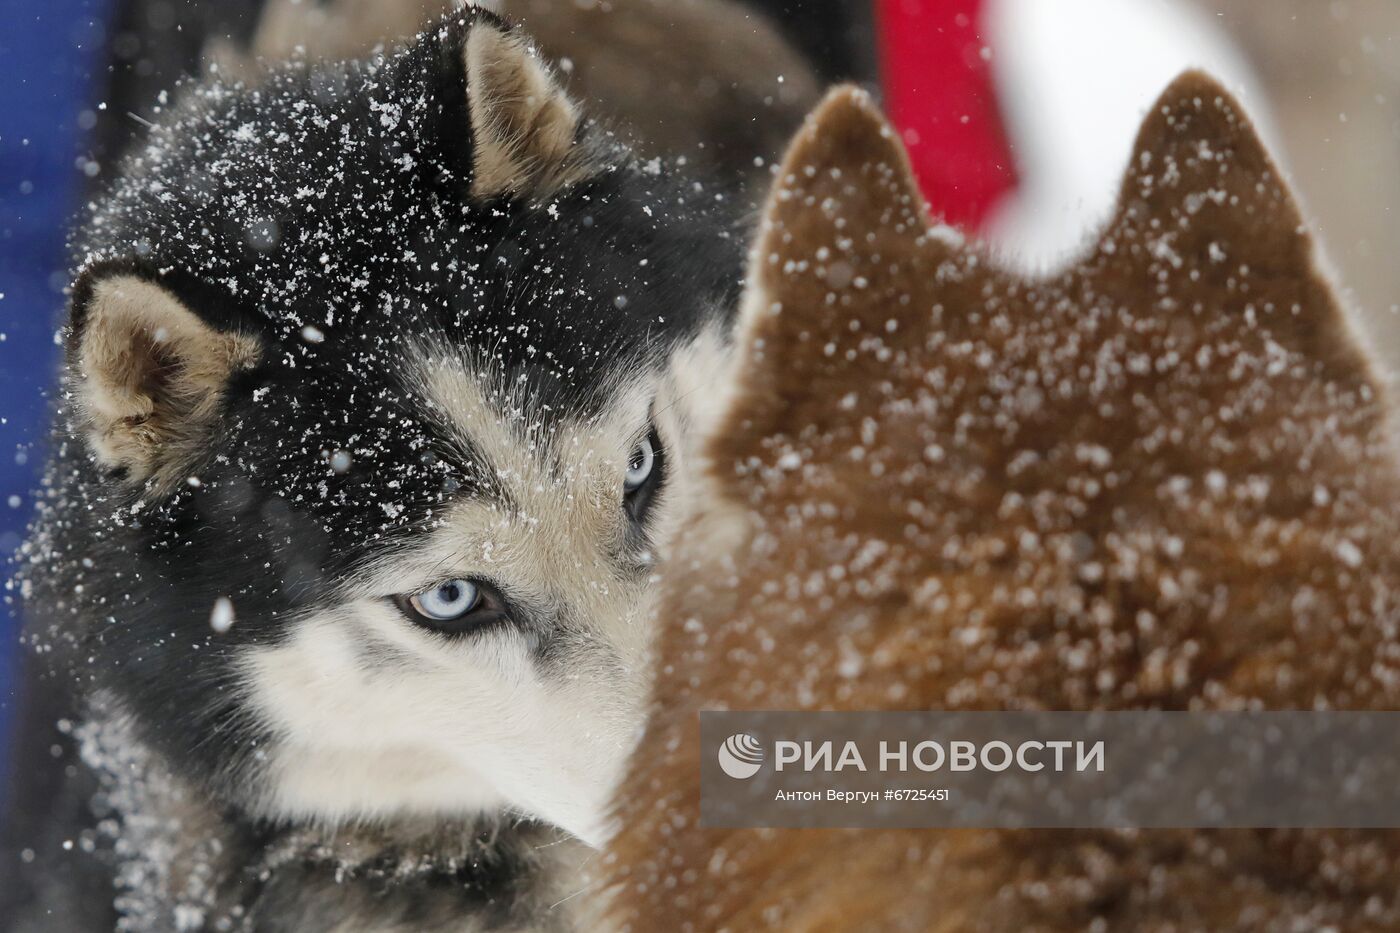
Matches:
[[604, 77, 1400, 929], [4, 8, 740, 930]]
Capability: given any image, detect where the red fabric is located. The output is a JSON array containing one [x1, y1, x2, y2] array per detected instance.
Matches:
[[875, 0, 1017, 230]]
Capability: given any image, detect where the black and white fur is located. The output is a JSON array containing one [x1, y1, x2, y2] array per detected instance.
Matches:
[[5, 8, 741, 930]]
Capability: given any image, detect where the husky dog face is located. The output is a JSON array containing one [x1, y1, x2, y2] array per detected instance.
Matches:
[[26, 10, 739, 847]]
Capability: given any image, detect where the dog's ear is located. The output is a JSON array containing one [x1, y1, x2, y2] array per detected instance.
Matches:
[[1112, 71, 1298, 250], [69, 273, 261, 488], [725, 87, 953, 441], [462, 14, 586, 200], [742, 86, 939, 348], [1102, 70, 1371, 382]]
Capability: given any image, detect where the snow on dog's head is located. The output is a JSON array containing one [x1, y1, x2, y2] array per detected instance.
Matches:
[[604, 76, 1400, 928], [26, 9, 739, 848]]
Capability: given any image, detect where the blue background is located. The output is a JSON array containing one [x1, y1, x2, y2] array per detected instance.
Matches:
[[0, 0, 109, 775]]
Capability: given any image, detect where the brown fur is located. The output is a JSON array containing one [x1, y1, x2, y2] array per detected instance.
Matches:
[[602, 76, 1400, 931], [75, 275, 261, 490]]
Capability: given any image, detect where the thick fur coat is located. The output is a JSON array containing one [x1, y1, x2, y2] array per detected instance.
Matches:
[[603, 76, 1400, 930], [5, 9, 741, 931]]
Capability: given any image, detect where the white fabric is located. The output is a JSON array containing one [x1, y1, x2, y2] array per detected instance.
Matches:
[[984, 0, 1269, 272]]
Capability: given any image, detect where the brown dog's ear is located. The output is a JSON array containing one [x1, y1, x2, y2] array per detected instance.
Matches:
[[1103, 71, 1369, 378], [739, 86, 948, 360], [1115, 71, 1294, 233], [70, 273, 261, 488], [463, 16, 587, 200], [709, 87, 964, 484]]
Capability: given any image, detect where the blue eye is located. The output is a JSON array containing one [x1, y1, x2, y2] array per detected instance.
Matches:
[[397, 579, 506, 637], [624, 434, 655, 493], [408, 579, 481, 621]]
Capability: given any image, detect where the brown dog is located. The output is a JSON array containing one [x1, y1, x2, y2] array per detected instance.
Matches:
[[602, 74, 1400, 930]]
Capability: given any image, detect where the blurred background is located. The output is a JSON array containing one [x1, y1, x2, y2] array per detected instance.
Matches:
[[2, 0, 1399, 787]]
